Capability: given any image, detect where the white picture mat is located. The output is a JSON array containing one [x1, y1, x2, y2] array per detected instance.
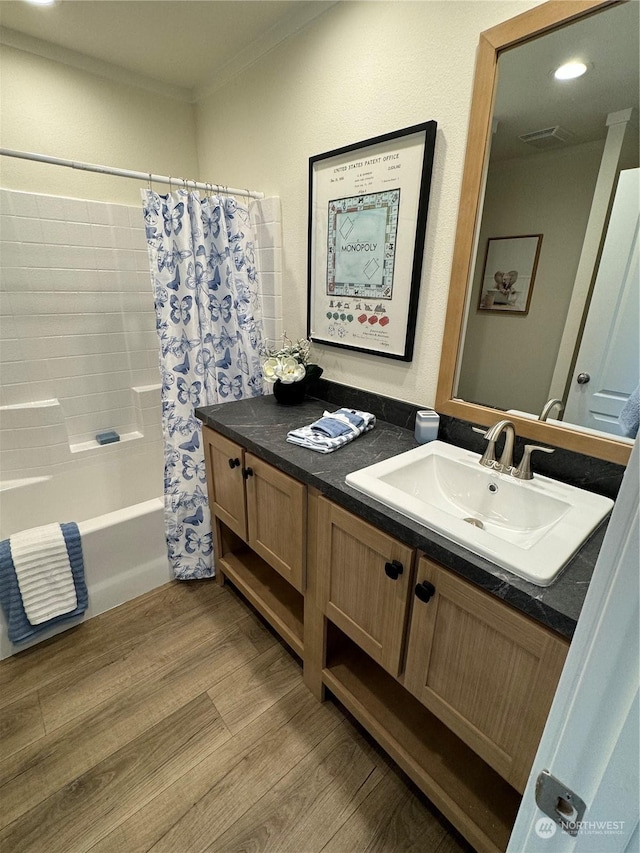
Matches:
[[310, 131, 427, 357]]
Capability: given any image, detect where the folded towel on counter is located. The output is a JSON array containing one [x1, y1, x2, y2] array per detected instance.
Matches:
[[287, 408, 376, 453], [0, 523, 88, 644], [619, 384, 640, 438]]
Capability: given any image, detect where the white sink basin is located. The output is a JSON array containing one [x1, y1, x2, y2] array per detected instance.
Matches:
[[345, 440, 613, 586]]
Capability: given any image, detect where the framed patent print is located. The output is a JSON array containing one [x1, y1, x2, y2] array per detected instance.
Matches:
[[307, 121, 437, 361]]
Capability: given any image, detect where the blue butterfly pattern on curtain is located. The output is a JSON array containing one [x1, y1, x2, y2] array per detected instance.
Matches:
[[142, 189, 264, 580]]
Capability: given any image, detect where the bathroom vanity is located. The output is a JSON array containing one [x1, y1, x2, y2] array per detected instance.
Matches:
[[197, 391, 615, 853]]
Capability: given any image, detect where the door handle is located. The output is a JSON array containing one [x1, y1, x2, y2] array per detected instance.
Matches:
[[415, 581, 436, 603], [228, 457, 241, 469], [384, 560, 403, 580], [242, 467, 254, 479], [576, 372, 591, 385]]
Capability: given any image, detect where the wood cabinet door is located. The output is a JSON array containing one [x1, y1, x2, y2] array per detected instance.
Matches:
[[245, 452, 306, 592], [203, 427, 247, 540], [316, 497, 414, 678], [404, 556, 569, 792]]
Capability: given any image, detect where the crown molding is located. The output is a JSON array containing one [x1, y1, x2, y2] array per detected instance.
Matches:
[[1, 2, 338, 106], [193, 1, 337, 103], [0, 26, 194, 103]]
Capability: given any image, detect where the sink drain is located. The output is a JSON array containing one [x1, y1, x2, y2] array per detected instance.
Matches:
[[464, 517, 484, 529]]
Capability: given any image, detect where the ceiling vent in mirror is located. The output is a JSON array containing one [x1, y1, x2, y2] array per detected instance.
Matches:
[[519, 126, 574, 148]]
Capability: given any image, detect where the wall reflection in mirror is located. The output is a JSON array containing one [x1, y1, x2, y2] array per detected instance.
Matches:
[[455, 2, 639, 443]]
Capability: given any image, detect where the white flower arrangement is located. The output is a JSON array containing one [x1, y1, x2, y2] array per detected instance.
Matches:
[[263, 355, 306, 384], [262, 334, 320, 385]]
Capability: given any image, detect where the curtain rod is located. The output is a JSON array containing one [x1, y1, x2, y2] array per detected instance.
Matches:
[[0, 148, 264, 200]]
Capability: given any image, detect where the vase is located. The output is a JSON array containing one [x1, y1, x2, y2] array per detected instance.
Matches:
[[273, 377, 308, 405]]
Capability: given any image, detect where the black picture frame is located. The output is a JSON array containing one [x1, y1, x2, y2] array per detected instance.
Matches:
[[307, 121, 437, 361]]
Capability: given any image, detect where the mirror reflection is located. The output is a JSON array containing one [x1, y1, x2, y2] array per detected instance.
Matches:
[[455, 2, 639, 443]]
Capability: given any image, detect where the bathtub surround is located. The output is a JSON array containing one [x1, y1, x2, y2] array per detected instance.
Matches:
[[142, 190, 266, 580], [0, 189, 159, 441], [0, 189, 281, 477], [0, 188, 166, 525], [0, 186, 282, 655], [250, 196, 283, 347]]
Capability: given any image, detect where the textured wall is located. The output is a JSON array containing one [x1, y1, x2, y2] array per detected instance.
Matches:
[[0, 44, 199, 205], [195, 0, 542, 407]]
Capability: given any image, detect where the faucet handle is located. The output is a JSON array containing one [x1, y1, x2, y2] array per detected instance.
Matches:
[[513, 444, 554, 480], [472, 426, 498, 468]]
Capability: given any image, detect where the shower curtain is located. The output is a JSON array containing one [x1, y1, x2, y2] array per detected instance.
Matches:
[[142, 189, 264, 579]]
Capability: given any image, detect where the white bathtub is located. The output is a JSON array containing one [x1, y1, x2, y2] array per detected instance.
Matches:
[[0, 443, 171, 660]]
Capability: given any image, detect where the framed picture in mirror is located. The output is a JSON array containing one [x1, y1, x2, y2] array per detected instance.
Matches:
[[477, 234, 542, 314]]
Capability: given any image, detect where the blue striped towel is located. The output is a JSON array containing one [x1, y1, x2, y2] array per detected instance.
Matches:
[[286, 408, 376, 453], [0, 523, 88, 644]]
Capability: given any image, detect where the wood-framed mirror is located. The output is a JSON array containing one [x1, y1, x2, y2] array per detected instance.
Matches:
[[436, 0, 637, 465]]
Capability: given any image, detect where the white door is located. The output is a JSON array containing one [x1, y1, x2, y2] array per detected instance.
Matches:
[[564, 169, 639, 437], [507, 438, 639, 852]]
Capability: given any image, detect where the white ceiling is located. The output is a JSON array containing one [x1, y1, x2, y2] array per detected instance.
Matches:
[[0, 0, 335, 100]]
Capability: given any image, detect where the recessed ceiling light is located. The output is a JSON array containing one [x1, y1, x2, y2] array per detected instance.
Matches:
[[23, 0, 56, 5], [554, 61, 588, 81]]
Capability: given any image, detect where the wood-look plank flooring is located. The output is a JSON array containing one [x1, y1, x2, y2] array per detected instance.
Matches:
[[0, 579, 474, 853]]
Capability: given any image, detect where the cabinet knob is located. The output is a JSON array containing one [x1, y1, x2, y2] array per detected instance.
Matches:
[[384, 560, 404, 580], [415, 581, 436, 603], [242, 466, 254, 479], [228, 457, 241, 469]]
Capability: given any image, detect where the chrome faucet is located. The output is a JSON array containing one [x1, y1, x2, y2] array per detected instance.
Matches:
[[539, 398, 564, 421], [475, 419, 517, 474]]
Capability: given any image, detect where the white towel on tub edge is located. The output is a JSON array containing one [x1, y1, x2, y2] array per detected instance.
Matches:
[[10, 523, 78, 625]]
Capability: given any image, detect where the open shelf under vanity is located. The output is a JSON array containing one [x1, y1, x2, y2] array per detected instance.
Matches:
[[218, 542, 304, 658], [323, 625, 521, 853]]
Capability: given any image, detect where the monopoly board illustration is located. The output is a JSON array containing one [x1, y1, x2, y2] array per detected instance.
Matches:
[[327, 189, 400, 299]]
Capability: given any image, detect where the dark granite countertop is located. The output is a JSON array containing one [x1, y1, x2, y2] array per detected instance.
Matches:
[[196, 393, 609, 641]]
